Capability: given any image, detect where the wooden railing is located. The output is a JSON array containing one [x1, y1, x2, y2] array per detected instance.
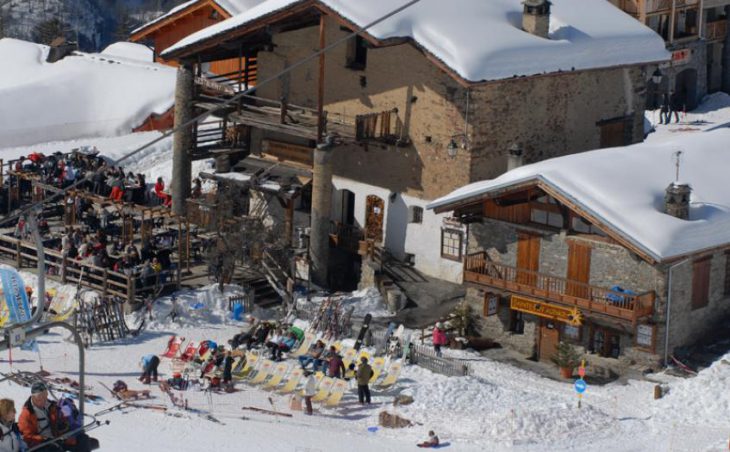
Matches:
[[186, 198, 218, 231], [464, 252, 655, 323], [705, 20, 728, 42], [0, 235, 168, 304]]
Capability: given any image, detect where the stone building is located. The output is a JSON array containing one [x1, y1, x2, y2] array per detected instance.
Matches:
[[161, 0, 667, 288], [610, 0, 730, 109], [428, 128, 730, 374]]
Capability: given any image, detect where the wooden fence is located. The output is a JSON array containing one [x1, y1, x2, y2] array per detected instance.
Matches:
[[0, 234, 168, 304], [409, 343, 470, 377]]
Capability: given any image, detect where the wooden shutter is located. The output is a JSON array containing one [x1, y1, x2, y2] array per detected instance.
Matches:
[[692, 257, 711, 309], [516, 232, 540, 286], [566, 242, 591, 299]]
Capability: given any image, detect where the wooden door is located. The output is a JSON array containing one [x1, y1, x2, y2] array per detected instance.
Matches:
[[365, 195, 384, 243], [539, 321, 560, 362], [600, 120, 626, 148], [516, 232, 540, 286], [566, 242, 591, 299]]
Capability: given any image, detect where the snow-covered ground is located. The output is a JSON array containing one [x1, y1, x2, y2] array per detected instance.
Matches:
[[645, 91, 730, 141], [1, 272, 729, 451]]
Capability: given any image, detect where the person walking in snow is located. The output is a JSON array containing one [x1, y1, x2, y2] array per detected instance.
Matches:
[[139, 354, 160, 384], [356, 356, 373, 405], [302, 373, 317, 415], [166, 295, 179, 323], [432, 322, 448, 357]]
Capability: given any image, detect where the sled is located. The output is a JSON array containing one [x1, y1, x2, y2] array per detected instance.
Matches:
[[376, 361, 403, 389], [161, 336, 185, 359]]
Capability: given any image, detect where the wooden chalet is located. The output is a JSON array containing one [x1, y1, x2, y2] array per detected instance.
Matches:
[[429, 129, 730, 374], [130, 0, 260, 86]]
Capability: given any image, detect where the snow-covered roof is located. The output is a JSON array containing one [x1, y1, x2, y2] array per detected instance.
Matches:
[[131, 0, 265, 36], [428, 128, 730, 262], [164, 0, 669, 83], [0, 38, 176, 148]]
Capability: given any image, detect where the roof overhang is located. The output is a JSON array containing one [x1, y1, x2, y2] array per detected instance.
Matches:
[[130, 0, 231, 42]]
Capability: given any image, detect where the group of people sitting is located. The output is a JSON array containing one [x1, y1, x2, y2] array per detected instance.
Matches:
[[0, 382, 98, 452]]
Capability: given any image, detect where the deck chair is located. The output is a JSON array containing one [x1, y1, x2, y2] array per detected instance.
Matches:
[[196, 341, 214, 361], [247, 359, 275, 385], [169, 358, 187, 375], [233, 352, 258, 380], [310, 377, 335, 403], [276, 368, 304, 394], [262, 362, 290, 390], [369, 357, 386, 383], [161, 336, 185, 359], [290, 332, 316, 358], [341, 348, 357, 368], [178, 341, 198, 362], [323, 379, 348, 407], [376, 360, 403, 389]]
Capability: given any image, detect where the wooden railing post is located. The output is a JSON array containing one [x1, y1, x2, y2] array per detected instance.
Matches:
[[61, 256, 67, 283], [103, 268, 108, 297], [127, 277, 135, 305]]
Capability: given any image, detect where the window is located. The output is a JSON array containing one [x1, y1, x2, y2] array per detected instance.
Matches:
[[509, 311, 524, 334], [692, 257, 712, 309], [440, 229, 463, 261], [483, 293, 499, 317], [563, 324, 581, 342], [346, 35, 368, 70], [571, 216, 606, 236], [409, 206, 423, 224]]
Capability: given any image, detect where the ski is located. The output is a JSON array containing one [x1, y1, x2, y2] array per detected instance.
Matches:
[[241, 406, 293, 417], [353, 313, 372, 351]]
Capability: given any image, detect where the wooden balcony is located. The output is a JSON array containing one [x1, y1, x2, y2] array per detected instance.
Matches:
[[464, 252, 655, 323], [619, 0, 698, 15], [705, 20, 728, 42]]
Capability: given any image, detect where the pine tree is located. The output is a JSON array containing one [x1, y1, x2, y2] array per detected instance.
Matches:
[[32, 17, 68, 45]]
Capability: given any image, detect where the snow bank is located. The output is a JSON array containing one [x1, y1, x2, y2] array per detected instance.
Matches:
[[165, 0, 668, 82], [0, 38, 175, 147], [101, 42, 154, 62], [429, 127, 730, 262]]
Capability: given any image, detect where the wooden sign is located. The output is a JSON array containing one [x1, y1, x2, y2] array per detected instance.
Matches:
[[510, 295, 582, 326], [671, 49, 691, 65], [483, 293, 499, 317]]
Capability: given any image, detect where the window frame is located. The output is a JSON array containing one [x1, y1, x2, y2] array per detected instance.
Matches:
[[440, 228, 463, 261], [409, 206, 423, 224]]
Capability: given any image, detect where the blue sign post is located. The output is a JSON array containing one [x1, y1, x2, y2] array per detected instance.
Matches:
[[574, 378, 587, 408]]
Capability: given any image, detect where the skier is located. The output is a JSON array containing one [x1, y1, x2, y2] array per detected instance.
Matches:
[[432, 322, 448, 357], [139, 354, 160, 384], [417, 430, 440, 448], [356, 357, 374, 405], [0, 398, 27, 452], [166, 296, 179, 323]]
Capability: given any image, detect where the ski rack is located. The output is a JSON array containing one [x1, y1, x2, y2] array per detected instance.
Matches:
[[73, 295, 131, 347]]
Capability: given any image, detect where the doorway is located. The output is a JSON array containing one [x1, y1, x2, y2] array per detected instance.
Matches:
[[538, 321, 560, 362], [365, 195, 384, 243], [674, 68, 698, 111], [341, 189, 355, 226]]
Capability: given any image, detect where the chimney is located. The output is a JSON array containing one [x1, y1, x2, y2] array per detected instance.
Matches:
[[522, 0, 551, 39], [507, 143, 523, 171], [664, 183, 691, 220]]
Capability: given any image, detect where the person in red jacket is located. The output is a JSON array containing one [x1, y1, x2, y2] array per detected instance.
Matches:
[[154, 177, 172, 207], [432, 322, 448, 357]]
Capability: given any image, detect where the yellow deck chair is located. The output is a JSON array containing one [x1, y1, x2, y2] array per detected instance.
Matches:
[[310, 377, 335, 403], [369, 357, 386, 383], [262, 362, 290, 390], [341, 348, 356, 368], [376, 361, 403, 389], [323, 379, 348, 407], [358, 351, 371, 361], [276, 368, 304, 394], [232, 352, 257, 380], [247, 359, 274, 385], [290, 332, 316, 357]]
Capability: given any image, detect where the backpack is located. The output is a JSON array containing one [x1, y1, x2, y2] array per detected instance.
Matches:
[[57, 397, 83, 433]]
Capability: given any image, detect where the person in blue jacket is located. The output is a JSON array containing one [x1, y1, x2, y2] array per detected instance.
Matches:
[[139, 354, 160, 384]]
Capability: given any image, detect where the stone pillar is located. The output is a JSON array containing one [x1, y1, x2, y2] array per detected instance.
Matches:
[[310, 144, 333, 287], [722, 6, 730, 93], [172, 64, 194, 216]]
